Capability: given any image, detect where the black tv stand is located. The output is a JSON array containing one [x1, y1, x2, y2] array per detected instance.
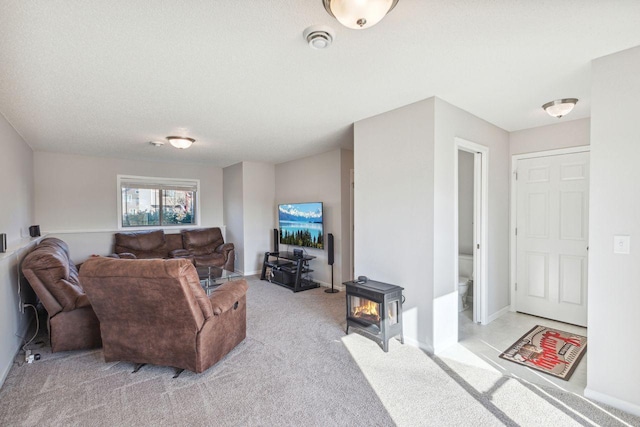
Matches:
[[260, 251, 319, 292]]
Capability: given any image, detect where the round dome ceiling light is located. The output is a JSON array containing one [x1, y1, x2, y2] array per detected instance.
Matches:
[[303, 25, 335, 50], [323, 0, 399, 30], [166, 136, 195, 149], [542, 98, 579, 118]]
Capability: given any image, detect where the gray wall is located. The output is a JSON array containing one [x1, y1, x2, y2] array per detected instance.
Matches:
[[340, 148, 354, 281], [223, 162, 275, 275], [33, 151, 224, 262], [510, 118, 590, 155], [355, 98, 436, 350], [0, 113, 35, 386], [434, 98, 510, 317], [241, 162, 275, 274], [275, 149, 352, 287], [354, 97, 510, 352], [223, 163, 244, 272], [586, 45, 640, 415]]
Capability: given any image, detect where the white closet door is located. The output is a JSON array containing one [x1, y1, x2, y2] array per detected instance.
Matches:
[[516, 151, 589, 326]]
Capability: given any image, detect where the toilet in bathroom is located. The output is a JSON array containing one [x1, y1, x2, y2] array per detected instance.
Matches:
[[458, 254, 473, 312]]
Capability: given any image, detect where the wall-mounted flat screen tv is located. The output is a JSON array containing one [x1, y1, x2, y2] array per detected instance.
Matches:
[[278, 202, 324, 249]]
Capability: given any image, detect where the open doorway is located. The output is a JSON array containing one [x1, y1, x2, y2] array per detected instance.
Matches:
[[458, 150, 475, 321], [455, 138, 488, 326]]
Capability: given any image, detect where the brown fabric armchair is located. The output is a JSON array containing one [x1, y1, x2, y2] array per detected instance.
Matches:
[[79, 257, 248, 374], [21, 238, 102, 352], [181, 228, 235, 271]]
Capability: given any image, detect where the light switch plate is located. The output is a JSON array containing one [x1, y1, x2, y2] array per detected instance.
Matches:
[[613, 235, 630, 254]]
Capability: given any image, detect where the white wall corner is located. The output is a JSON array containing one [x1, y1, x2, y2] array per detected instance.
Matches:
[[486, 305, 510, 324], [403, 336, 434, 354], [432, 291, 458, 354]]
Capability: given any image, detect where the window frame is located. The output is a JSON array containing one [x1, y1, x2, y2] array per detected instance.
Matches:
[[117, 175, 201, 230]]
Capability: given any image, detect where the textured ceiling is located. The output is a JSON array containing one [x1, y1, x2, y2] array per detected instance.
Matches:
[[1, 1, 640, 167]]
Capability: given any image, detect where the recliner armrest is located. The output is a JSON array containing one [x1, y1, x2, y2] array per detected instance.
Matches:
[[114, 252, 137, 259], [215, 243, 234, 256], [208, 280, 248, 315], [169, 248, 191, 258]]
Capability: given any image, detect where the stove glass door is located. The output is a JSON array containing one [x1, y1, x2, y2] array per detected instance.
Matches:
[[348, 295, 381, 328]]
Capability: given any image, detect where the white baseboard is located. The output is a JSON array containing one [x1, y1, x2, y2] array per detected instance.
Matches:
[[318, 280, 344, 290], [242, 270, 260, 276], [584, 388, 640, 417], [486, 305, 510, 324]]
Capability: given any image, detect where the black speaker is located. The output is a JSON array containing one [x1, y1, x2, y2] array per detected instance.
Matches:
[[325, 233, 338, 293], [29, 225, 40, 237], [327, 233, 334, 266], [273, 229, 279, 253]]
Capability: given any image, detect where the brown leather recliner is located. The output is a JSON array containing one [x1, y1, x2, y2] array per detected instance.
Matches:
[[80, 257, 248, 374], [21, 238, 102, 352], [181, 228, 235, 271]]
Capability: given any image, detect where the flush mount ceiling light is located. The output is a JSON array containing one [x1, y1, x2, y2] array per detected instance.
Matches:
[[542, 98, 579, 118], [166, 136, 195, 149], [322, 0, 399, 29], [303, 25, 335, 49]]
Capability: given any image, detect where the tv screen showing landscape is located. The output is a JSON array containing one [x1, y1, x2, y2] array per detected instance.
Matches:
[[278, 202, 324, 249]]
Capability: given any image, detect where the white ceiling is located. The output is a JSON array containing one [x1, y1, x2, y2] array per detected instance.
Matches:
[[1, 1, 640, 167]]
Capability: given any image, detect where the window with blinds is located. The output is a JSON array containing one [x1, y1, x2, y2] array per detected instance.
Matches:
[[118, 175, 199, 228]]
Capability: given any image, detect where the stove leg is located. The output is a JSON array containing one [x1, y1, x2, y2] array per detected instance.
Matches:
[[346, 325, 349, 335]]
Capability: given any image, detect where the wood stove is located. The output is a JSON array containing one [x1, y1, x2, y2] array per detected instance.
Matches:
[[344, 279, 404, 352]]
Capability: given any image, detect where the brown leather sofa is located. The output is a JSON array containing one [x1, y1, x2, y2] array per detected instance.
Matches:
[[113, 229, 191, 260], [113, 228, 235, 271], [80, 257, 248, 374], [21, 238, 102, 352]]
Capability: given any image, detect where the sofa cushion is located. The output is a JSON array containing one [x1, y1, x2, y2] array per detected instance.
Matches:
[[114, 230, 168, 258]]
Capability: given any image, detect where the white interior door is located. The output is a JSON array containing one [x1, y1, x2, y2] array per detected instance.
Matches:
[[515, 151, 589, 326]]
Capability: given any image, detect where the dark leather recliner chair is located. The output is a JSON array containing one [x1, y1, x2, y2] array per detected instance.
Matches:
[[181, 228, 235, 271], [80, 257, 248, 374], [21, 238, 102, 352]]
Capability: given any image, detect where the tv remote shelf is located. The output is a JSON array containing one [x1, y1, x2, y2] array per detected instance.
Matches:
[[260, 251, 319, 292]]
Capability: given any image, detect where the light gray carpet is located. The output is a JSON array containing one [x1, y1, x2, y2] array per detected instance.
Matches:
[[1, 277, 639, 426]]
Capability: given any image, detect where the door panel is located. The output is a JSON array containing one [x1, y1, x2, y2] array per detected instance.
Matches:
[[526, 252, 548, 299], [516, 151, 589, 326]]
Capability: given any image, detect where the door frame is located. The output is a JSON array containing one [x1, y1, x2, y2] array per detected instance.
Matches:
[[350, 168, 354, 281], [509, 145, 591, 311], [455, 137, 488, 325]]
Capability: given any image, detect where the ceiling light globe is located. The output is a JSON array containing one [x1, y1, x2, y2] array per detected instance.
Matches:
[[542, 98, 578, 118], [326, 0, 397, 29], [166, 136, 195, 149]]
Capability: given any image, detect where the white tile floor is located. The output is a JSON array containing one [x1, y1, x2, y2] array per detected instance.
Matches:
[[454, 305, 588, 395]]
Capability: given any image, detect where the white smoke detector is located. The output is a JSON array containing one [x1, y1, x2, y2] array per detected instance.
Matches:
[[149, 140, 165, 147], [303, 25, 335, 50]]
